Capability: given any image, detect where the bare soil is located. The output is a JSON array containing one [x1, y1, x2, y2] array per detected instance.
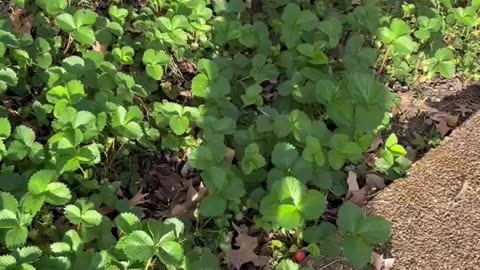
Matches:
[[391, 79, 480, 160], [365, 109, 480, 269]]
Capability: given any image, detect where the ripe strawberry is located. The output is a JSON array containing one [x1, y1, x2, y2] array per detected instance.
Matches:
[[294, 251, 306, 263]]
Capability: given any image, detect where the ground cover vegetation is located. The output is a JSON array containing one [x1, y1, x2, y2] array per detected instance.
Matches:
[[0, 0, 477, 269]]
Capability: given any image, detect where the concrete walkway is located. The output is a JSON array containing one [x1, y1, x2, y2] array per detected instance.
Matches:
[[367, 112, 480, 269]]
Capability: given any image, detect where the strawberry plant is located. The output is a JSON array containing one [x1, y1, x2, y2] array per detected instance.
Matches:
[[2, 0, 474, 269]]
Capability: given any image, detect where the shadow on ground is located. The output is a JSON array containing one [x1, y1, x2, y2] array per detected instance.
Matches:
[[391, 80, 480, 160]]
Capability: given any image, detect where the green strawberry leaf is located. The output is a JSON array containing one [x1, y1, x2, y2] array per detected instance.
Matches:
[[303, 222, 340, 257], [276, 204, 302, 229], [337, 202, 365, 235], [273, 176, 305, 206], [197, 59, 219, 80], [55, 13, 76, 32], [275, 259, 299, 270], [73, 9, 97, 27], [271, 143, 298, 169], [14, 125, 35, 147], [0, 118, 11, 138], [5, 226, 28, 248], [191, 74, 209, 98], [298, 190, 326, 220], [356, 216, 392, 245], [38, 0, 67, 15], [115, 213, 141, 234], [28, 170, 57, 195], [343, 235, 372, 268], [0, 192, 18, 213], [47, 80, 85, 104], [45, 182, 72, 205], [0, 210, 18, 228], [121, 230, 155, 262], [303, 136, 325, 167], [241, 143, 266, 175], [158, 241, 184, 266], [16, 246, 42, 263], [146, 64, 164, 81], [21, 194, 45, 215], [169, 115, 189, 135], [200, 195, 226, 217]]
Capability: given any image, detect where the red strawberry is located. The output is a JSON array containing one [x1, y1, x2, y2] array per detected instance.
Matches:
[[294, 251, 306, 263]]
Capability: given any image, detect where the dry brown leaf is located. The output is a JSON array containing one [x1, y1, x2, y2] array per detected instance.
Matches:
[[417, 74, 427, 83], [371, 252, 395, 270], [445, 114, 459, 127], [179, 90, 192, 98], [346, 171, 359, 198], [430, 112, 459, 127], [91, 41, 107, 54], [384, 258, 395, 269], [229, 223, 269, 270], [10, 9, 32, 35], [368, 135, 384, 152], [350, 189, 366, 207], [454, 103, 473, 117], [225, 147, 235, 165], [129, 188, 147, 207], [371, 252, 384, 270], [364, 153, 377, 168], [170, 182, 208, 217], [435, 118, 450, 137], [365, 173, 386, 189]]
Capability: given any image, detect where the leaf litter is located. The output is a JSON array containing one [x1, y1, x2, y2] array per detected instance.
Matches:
[[229, 223, 270, 270], [9, 8, 32, 35]]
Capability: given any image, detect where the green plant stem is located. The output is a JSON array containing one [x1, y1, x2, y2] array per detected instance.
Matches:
[[145, 257, 153, 270], [295, 227, 301, 247]]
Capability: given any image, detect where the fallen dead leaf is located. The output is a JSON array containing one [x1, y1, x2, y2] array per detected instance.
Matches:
[[350, 188, 366, 207], [454, 103, 473, 117], [371, 252, 384, 270], [169, 181, 208, 217], [179, 90, 192, 98], [384, 258, 395, 269], [445, 114, 459, 127], [430, 112, 459, 137], [431, 112, 459, 137], [10, 8, 32, 35], [368, 135, 384, 152], [91, 41, 107, 54], [229, 223, 270, 270], [431, 112, 459, 128], [365, 173, 386, 189], [417, 74, 427, 83], [346, 171, 359, 198], [364, 153, 377, 168], [129, 188, 148, 207], [371, 252, 395, 270], [225, 147, 235, 165], [435, 118, 450, 137], [395, 91, 412, 115]]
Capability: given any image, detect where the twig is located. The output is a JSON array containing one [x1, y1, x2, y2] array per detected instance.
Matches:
[[318, 259, 347, 270], [377, 46, 392, 77], [63, 34, 73, 54]]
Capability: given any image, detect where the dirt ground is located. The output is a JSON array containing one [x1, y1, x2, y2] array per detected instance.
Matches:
[[391, 78, 480, 160]]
